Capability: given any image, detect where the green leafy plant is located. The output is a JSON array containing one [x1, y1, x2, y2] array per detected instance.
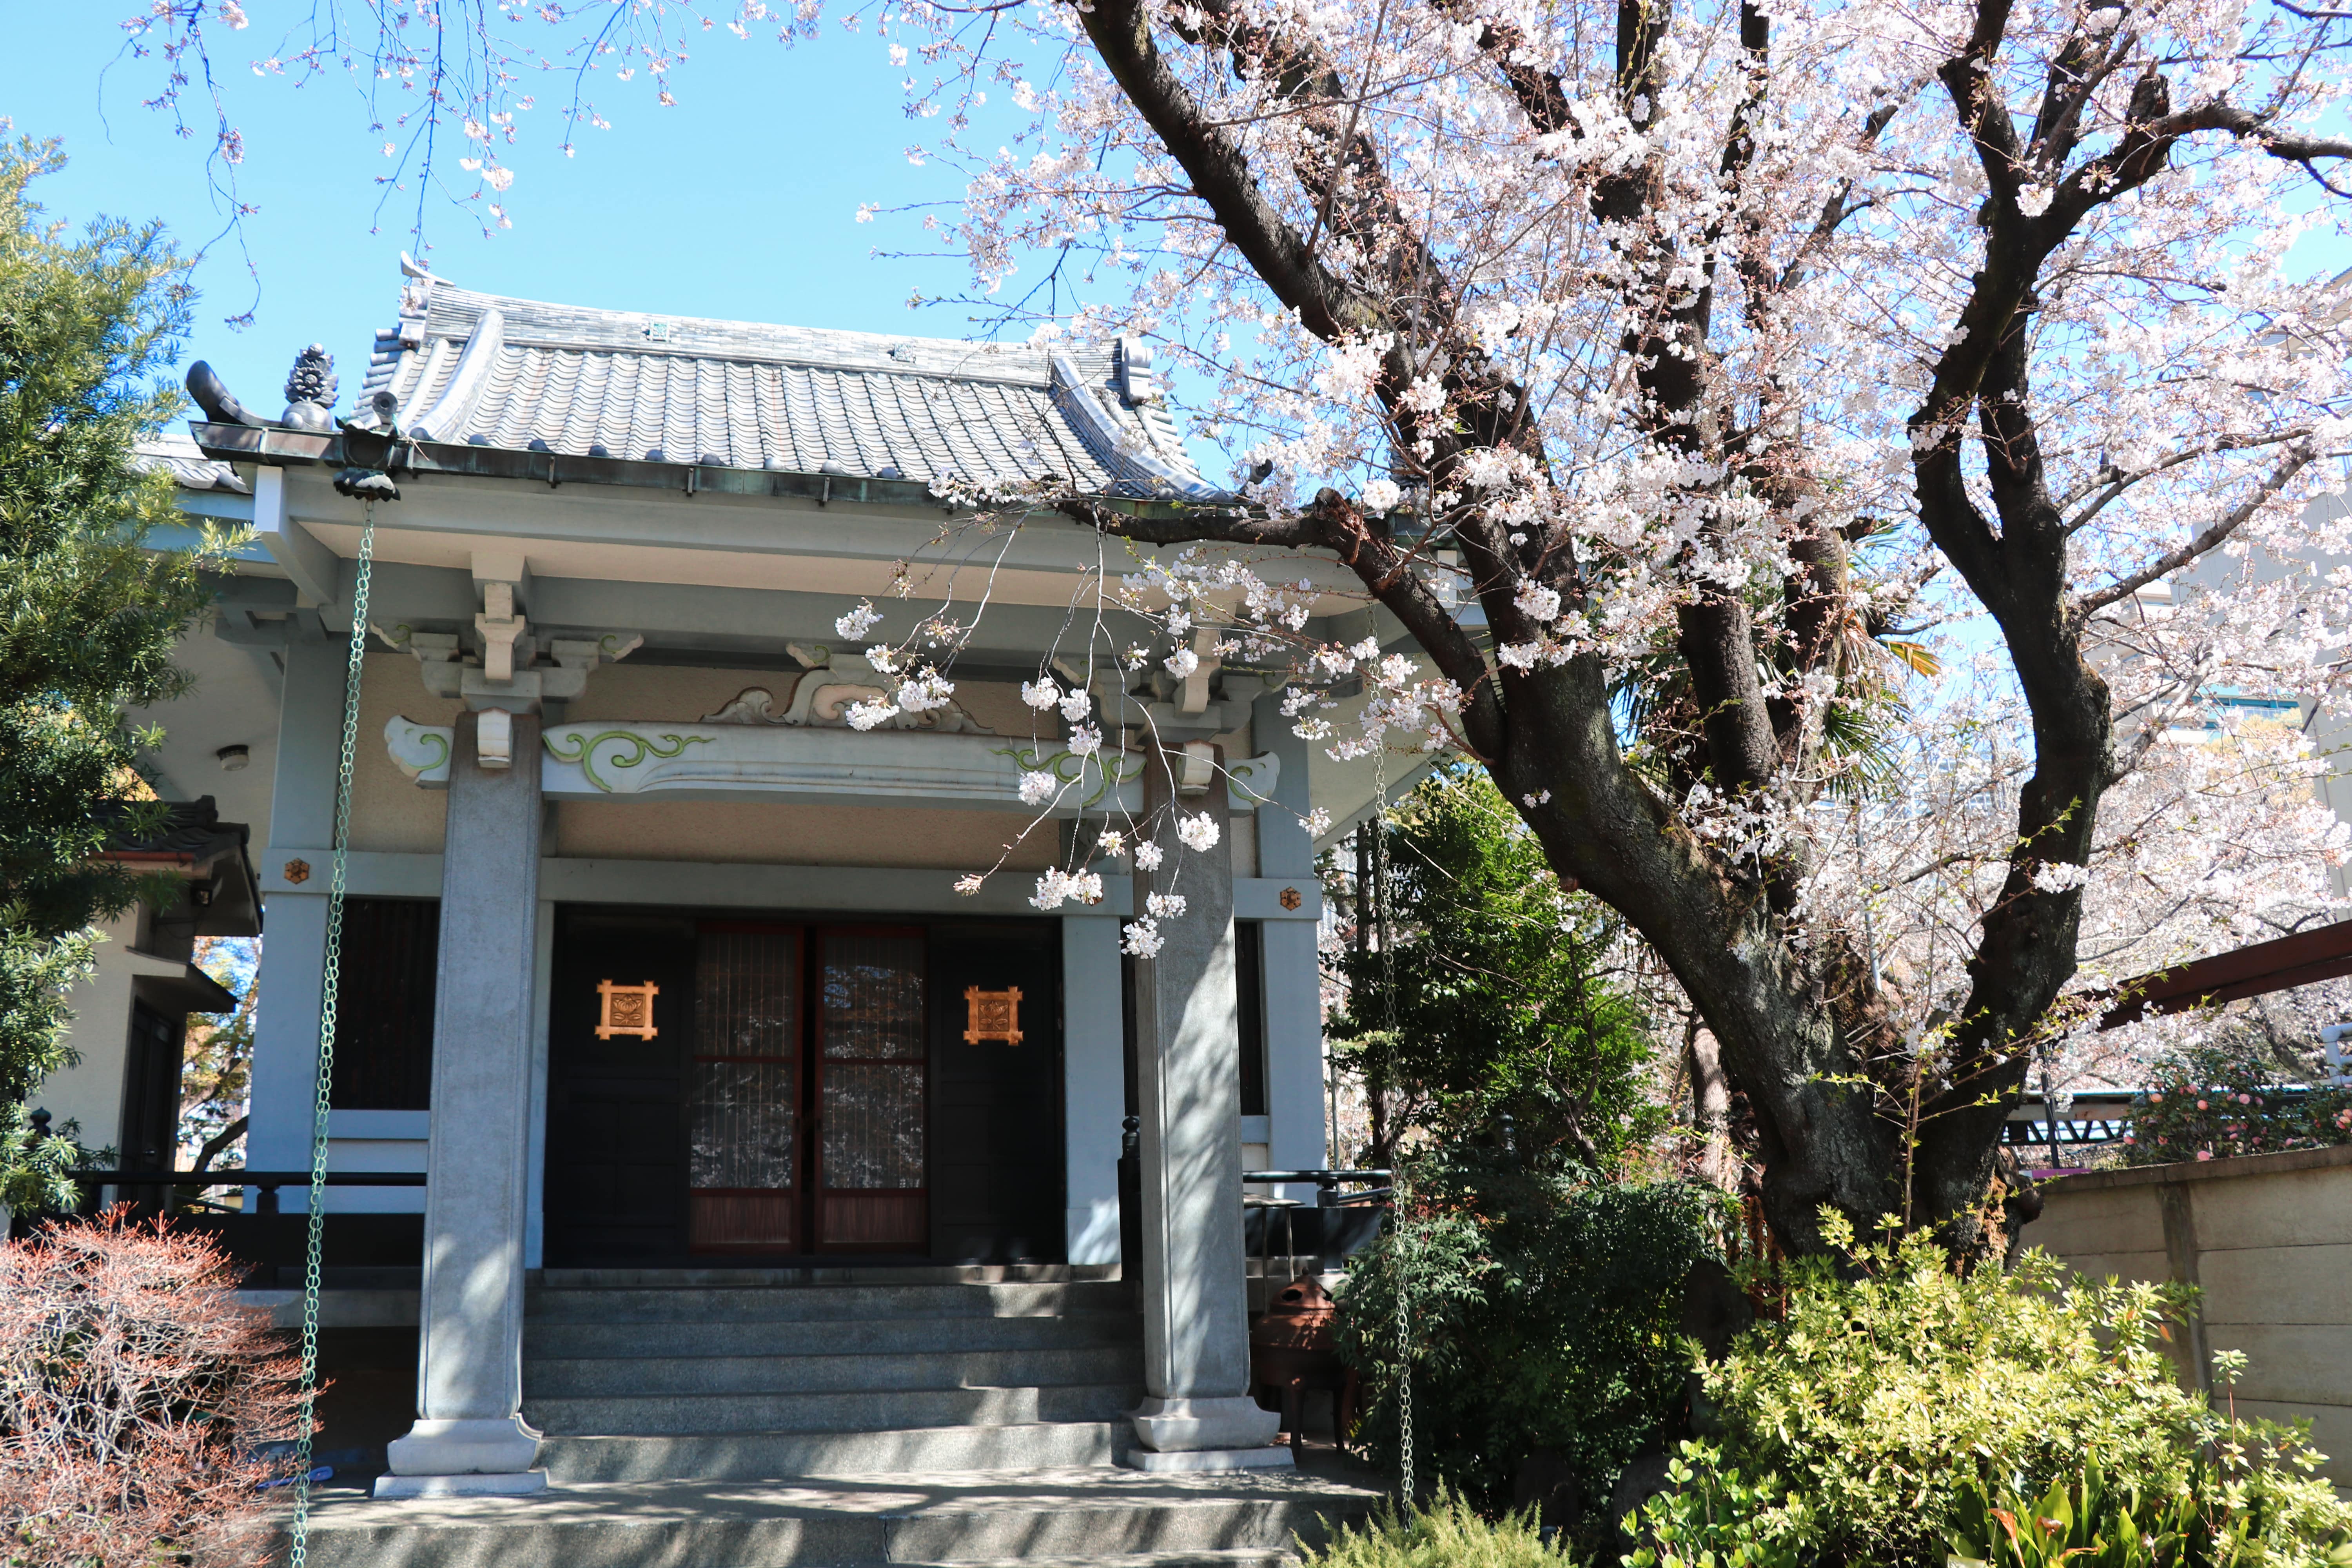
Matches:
[[1297, 1488, 1570, 1568], [1628, 1444, 1823, 1568], [1683, 1212, 2351, 1568], [0, 1103, 91, 1221], [1946, 1452, 2352, 1568], [1335, 1150, 1724, 1517]]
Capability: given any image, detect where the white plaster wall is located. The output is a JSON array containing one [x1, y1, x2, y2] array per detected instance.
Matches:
[[324, 1110, 430, 1214], [1063, 914, 1125, 1266], [553, 799, 1060, 870], [30, 911, 143, 1154], [354, 651, 459, 854], [1228, 814, 1258, 880]]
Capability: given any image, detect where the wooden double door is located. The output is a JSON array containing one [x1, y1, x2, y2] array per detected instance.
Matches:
[[546, 909, 1062, 1264]]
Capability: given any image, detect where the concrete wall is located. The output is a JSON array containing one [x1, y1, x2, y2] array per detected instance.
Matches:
[[353, 652, 458, 854], [2025, 1144, 2352, 1483]]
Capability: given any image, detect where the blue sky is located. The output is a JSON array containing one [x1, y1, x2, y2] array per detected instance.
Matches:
[[1, 6, 1005, 423]]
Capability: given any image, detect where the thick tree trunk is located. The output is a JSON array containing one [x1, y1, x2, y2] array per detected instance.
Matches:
[[1056, 0, 2343, 1261], [1686, 1024, 1735, 1192]]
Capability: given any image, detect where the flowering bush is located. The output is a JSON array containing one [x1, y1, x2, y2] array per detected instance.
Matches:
[[2122, 1041, 2352, 1167], [0, 1208, 307, 1567]]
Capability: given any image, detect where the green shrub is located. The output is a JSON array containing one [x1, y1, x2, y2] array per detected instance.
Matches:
[[1335, 1146, 1724, 1515], [1674, 1212, 2351, 1568], [1299, 1488, 1570, 1568], [1628, 1444, 1823, 1568]]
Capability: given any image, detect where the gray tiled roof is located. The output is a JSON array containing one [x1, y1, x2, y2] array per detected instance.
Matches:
[[357, 259, 1222, 500], [135, 432, 250, 494]]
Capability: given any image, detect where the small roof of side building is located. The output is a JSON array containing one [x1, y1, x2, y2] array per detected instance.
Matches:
[[133, 430, 250, 494], [358, 258, 1223, 501]]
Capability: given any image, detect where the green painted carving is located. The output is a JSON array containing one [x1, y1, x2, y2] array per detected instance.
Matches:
[[544, 728, 715, 793], [1226, 755, 1274, 804], [991, 744, 1144, 809]]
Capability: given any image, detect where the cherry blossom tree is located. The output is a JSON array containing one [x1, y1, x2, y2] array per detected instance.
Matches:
[[122, 0, 2352, 1256]]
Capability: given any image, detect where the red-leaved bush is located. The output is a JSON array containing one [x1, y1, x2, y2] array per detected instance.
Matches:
[[1, 1207, 308, 1567]]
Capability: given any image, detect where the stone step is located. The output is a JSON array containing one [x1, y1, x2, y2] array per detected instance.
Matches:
[[524, 1280, 1135, 1324], [539, 1421, 1126, 1483], [537, 1263, 1122, 1289], [899, 1554, 1299, 1568], [900, 1553, 1299, 1568], [524, 1310, 1140, 1360], [523, 1381, 1137, 1437], [294, 1467, 1386, 1568], [524, 1344, 1142, 1398]]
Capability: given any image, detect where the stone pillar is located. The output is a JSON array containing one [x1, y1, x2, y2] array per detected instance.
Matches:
[[1128, 752, 1284, 1469], [377, 711, 547, 1497], [1063, 913, 1126, 1266]]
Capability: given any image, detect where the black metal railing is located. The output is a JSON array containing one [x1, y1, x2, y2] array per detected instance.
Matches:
[[1241, 1168, 1393, 1205], [65, 1169, 425, 1214], [1241, 1167, 1393, 1275]]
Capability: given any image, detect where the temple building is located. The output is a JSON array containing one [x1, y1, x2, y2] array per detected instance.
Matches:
[[41, 257, 1409, 1513]]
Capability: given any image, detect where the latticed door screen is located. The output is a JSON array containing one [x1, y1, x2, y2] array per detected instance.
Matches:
[[817, 928, 928, 1249], [689, 928, 803, 1250]]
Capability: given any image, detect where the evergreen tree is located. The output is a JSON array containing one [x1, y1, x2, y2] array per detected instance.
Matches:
[[1, 133, 228, 1188], [1328, 766, 1664, 1171]]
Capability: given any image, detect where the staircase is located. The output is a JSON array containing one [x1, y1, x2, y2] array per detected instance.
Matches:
[[523, 1268, 1147, 1482], [298, 1268, 1384, 1566]]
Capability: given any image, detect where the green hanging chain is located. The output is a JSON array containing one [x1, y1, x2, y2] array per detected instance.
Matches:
[[1371, 747, 1414, 1510], [1392, 1160, 1415, 1509], [287, 502, 377, 1564]]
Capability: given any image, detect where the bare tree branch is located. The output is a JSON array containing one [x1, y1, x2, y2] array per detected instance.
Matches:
[[2070, 443, 2320, 623]]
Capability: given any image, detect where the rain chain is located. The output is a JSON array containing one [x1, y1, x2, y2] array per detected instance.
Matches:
[[1393, 1161, 1416, 1509], [287, 503, 377, 1567], [1372, 747, 1415, 1509]]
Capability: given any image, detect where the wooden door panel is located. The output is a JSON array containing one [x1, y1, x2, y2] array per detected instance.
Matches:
[[689, 927, 804, 1252], [816, 928, 927, 1251], [691, 1190, 800, 1250]]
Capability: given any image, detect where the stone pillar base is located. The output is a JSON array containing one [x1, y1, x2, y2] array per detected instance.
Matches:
[[1123, 1445, 1297, 1474], [381, 1415, 544, 1486], [373, 1469, 548, 1499], [1130, 1395, 1281, 1454]]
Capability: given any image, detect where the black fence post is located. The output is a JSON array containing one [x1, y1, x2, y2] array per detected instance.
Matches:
[[1117, 1114, 1142, 1279]]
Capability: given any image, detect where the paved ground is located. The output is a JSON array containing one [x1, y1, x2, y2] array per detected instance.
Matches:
[[285, 1457, 1389, 1567]]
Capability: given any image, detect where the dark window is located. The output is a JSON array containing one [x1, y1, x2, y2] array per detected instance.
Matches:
[[120, 1001, 184, 1171], [330, 898, 440, 1109], [1236, 920, 1268, 1116]]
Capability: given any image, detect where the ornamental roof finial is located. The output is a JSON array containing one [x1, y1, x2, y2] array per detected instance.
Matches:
[[282, 344, 338, 432]]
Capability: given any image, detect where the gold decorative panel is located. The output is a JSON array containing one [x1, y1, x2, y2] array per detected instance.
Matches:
[[596, 979, 661, 1040], [962, 985, 1023, 1047]]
